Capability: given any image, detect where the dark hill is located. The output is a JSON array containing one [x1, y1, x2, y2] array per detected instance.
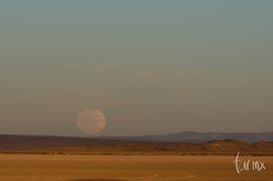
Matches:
[[0, 134, 273, 155]]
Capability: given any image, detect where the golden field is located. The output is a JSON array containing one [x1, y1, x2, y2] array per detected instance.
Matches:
[[0, 154, 272, 181]]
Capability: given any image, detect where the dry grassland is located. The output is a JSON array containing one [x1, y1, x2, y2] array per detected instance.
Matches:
[[0, 154, 272, 181]]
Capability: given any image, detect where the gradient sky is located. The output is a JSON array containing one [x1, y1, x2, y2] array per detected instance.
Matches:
[[0, 0, 273, 136]]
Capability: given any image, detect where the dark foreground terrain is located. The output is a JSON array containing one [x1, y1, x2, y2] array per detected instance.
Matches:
[[1, 135, 273, 155], [1, 135, 272, 180]]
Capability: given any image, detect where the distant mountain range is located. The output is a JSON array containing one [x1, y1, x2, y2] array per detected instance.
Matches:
[[1, 131, 273, 150], [103, 131, 273, 143], [1, 132, 273, 155]]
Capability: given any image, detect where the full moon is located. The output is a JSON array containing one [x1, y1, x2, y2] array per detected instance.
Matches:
[[76, 109, 106, 135]]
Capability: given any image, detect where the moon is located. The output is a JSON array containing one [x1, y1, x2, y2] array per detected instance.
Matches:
[[76, 109, 106, 135]]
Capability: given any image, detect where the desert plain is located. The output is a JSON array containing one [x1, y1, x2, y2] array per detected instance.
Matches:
[[0, 154, 272, 181]]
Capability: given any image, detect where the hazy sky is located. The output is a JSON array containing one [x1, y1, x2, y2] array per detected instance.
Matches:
[[0, 0, 273, 136]]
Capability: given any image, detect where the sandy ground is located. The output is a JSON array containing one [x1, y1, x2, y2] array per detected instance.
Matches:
[[0, 154, 272, 181]]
